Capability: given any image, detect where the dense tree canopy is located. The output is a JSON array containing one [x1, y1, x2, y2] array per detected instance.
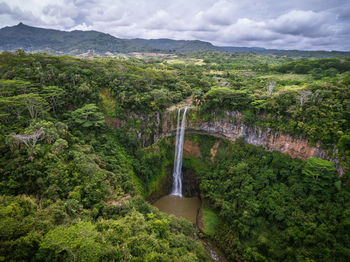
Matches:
[[0, 50, 349, 261], [178, 136, 350, 262]]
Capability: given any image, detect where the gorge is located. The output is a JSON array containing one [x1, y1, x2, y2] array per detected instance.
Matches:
[[113, 98, 346, 261], [161, 109, 335, 160], [153, 107, 202, 224], [122, 106, 343, 175], [1, 51, 349, 262]]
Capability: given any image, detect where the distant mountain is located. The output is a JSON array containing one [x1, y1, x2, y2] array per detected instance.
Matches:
[[0, 23, 220, 55], [1, 23, 349, 57], [222, 46, 266, 52], [129, 38, 220, 52], [0, 23, 150, 55]]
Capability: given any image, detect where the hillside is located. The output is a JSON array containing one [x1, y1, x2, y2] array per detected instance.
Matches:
[[1, 23, 350, 57], [129, 38, 220, 52], [0, 23, 149, 55], [0, 23, 219, 55]]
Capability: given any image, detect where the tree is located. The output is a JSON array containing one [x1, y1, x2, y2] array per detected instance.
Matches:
[[52, 138, 68, 154], [19, 93, 48, 120], [150, 88, 172, 110], [337, 135, 350, 154], [40, 221, 102, 262], [0, 95, 26, 122], [296, 90, 312, 107], [0, 79, 34, 97], [302, 158, 337, 194], [204, 87, 250, 110], [266, 81, 275, 95], [8, 129, 45, 149], [302, 158, 336, 180], [68, 104, 105, 129], [41, 86, 65, 114]]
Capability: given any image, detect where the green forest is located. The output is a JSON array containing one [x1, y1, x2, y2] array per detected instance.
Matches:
[[0, 50, 349, 261], [183, 135, 350, 261]]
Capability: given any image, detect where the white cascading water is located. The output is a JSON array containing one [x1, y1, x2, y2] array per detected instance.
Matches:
[[171, 106, 188, 196]]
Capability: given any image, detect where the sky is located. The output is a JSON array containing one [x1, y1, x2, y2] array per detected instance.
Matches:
[[0, 0, 350, 51]]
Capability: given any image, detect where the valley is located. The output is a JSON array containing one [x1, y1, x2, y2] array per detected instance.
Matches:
[[0, 49, 349, 261]]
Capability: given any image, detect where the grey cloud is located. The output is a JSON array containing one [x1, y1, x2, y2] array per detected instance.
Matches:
[[337, 5, 350, 20], [195, 0, 239, 26], [0, 0, 349, 50], [0, 2, 38, 23], [267, 10, 334, 37], [0, 2, 11, 14]]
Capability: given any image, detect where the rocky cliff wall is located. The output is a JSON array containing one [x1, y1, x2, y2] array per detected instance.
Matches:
[[106, 107, 342, 174], [155, 108, 342, 174]]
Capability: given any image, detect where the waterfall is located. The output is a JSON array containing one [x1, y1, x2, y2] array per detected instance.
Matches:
[[171, 107, 188, 196]]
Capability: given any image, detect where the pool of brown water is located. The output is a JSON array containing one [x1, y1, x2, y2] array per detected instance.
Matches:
[[153, 195, 201, 224]]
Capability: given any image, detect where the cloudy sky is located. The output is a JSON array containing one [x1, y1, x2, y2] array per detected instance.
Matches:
[[1, 0, 350, 50]]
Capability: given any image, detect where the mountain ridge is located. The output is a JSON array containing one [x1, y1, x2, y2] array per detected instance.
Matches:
[[1, 23, 349, 57]]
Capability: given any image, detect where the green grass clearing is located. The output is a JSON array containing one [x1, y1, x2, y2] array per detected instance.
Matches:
[[201, 207, 219, 236]]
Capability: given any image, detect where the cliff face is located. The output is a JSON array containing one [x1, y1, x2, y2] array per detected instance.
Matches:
[[182, 139, 201, 158], [106, 107, 341, 174], [156, 109, 342, 174]]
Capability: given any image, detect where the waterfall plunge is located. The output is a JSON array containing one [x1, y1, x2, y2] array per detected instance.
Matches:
[[171, 107, 188, 197]]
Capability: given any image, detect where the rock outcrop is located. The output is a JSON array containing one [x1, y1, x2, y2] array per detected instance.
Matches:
[[106, 107, 342, 175], [156, 109, 342, 174], [183, 139, 201, 158]]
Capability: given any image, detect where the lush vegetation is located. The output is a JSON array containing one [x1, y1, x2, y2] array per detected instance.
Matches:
[[198, 138, 350, 261], [0, 51, 209, 261], [0, 50, 349, 261], [144, 133, 350, 261]]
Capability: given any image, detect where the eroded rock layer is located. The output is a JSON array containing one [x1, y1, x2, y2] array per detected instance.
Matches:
[[156, 109, 342, 174]]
